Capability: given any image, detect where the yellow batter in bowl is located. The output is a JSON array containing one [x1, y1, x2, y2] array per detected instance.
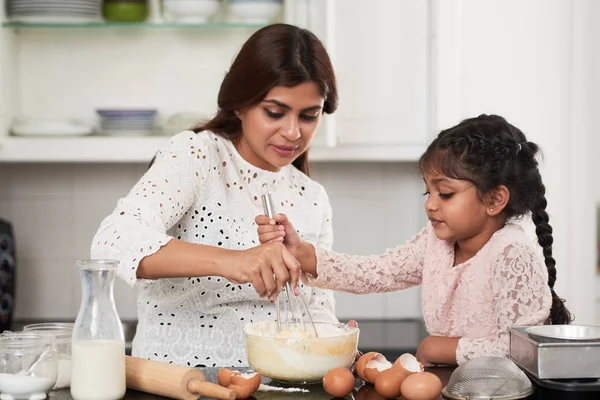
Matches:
[[244, 321, 359, 384]]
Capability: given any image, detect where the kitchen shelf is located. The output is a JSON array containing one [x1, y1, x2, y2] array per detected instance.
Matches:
[[0, 136, 426, 163], [1, 21, 268, 29]]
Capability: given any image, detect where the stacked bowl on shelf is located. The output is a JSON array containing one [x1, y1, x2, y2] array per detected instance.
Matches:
[[161, 0, 221, 23], [5, 0, 103, 23], [228, 0, 282, 23], [160, 0, 283, 24], [97, 109, 158, 136]]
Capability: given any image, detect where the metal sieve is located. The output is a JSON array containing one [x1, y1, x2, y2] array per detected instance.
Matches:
[[442, 357, 534, 400]]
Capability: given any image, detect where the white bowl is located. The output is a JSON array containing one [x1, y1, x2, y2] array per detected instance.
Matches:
[[162, 0, 221, 23], [228, 1, 282, 24]]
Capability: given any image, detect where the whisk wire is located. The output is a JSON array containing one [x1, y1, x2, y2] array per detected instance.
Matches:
[[261, 183, 319, 338]]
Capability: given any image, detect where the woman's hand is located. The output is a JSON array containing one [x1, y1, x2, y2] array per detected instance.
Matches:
[[220, 242, 301, 301], [255, 213, 319, 277]]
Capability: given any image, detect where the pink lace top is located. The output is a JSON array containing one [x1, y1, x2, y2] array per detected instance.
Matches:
[[309, 223, 552, 364]]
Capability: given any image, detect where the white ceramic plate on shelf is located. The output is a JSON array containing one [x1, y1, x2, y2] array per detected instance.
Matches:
[[10, 118, 95, 136]]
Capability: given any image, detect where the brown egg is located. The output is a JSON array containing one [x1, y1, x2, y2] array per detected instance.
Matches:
[[355, 352, 380, 381], [228, 372, 262, 400], [323, 367, 356, 398], [393, 353, 424, 375], [217, 368, 240, 387], [400, 372, 442, 400], [364, 354, 393, 384], [374, 368, 409, 399]]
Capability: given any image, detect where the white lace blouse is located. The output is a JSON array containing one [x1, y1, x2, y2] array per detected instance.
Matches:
[[91, 130, 338, 367]]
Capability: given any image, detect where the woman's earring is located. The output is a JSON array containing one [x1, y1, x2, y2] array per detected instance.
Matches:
[[234, 110, 240, 116], [489, 208, 494, 213]]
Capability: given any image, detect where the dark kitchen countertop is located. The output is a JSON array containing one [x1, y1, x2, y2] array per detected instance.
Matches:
[[45, 366, 599, 400], [12, 320, 599, 399]]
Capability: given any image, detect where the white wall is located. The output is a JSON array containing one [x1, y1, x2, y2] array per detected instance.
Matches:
[[0, 162, 425, 321], [2, 0, 599, 326], [433, 0, 597, 324]]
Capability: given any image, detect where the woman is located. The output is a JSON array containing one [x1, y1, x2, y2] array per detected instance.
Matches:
[[91, 23, 340, 368]]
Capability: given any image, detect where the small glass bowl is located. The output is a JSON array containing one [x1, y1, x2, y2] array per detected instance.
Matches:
[[0, 332, 58, 400], [23, 323, 73, 390]]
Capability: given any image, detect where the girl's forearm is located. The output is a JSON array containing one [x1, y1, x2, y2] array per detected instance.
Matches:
[[416, 336, 460, 366], [295, 241, 318, 276]]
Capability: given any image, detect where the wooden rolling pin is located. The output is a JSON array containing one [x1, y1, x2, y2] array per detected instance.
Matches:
[[126, 356, 236, 400]]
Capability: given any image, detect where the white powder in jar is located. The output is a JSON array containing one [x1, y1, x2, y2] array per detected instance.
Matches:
[[54, 357, 72, 389], [0, 373, 54, 398]]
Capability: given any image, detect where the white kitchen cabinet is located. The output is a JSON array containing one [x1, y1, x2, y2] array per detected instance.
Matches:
[[333, 0, 431, 147], [0, 0, 433, 163], [0, 0, 341, 161]]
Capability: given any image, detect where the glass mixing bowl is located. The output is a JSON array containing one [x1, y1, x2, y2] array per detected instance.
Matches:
[[0, 332, 58, 400], [244, 322, 359, 384], [23, 323, 73, 389]]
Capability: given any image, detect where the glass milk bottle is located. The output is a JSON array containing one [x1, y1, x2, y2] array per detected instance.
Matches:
[[71, 260, 125, 400]]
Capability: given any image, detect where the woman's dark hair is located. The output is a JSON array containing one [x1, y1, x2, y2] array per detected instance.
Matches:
[[418, 114, 572, 325], [192, 23, 338, 176]]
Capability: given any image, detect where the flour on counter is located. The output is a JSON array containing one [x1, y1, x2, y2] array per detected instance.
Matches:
[[258, 384, 309, 393]]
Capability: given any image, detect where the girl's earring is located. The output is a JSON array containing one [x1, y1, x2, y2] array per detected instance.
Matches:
[[234, 110, 240, 116], [489, 208, 494, 213]]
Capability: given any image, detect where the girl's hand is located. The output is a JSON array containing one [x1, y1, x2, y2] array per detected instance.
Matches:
[[220, 242, 301, 301], [255, 213, 302, 253]]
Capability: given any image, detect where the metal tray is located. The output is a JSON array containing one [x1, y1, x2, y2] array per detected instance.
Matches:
[[509, 326, 600, 380], [525, 325, 600, 343]]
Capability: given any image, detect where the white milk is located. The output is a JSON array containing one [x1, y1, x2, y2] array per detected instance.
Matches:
[[70, 340, 126, 400]]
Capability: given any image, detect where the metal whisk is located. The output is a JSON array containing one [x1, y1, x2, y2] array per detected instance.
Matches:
[[261, 183, 319, 338]]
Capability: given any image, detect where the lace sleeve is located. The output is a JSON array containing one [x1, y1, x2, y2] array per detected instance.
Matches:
[[307, 226, 429, 294], [456, 243, 551, 364], [305, 193, 338, 323], [91, 131, 205, 287]]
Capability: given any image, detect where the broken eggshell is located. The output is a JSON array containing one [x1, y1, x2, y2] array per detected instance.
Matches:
[[393, 353, 424, 375], [355, 352, 380, 381], [217, 369, 261, 400], [217, 368, 240, 387], [364, 354, 393, 383], [229, 372, 262, 400]]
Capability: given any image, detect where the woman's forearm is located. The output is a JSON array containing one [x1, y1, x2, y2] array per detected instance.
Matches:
[[137, 239, 231, 279]]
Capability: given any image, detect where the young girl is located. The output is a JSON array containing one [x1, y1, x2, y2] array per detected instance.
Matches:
[[255, 114, 572, 366]]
